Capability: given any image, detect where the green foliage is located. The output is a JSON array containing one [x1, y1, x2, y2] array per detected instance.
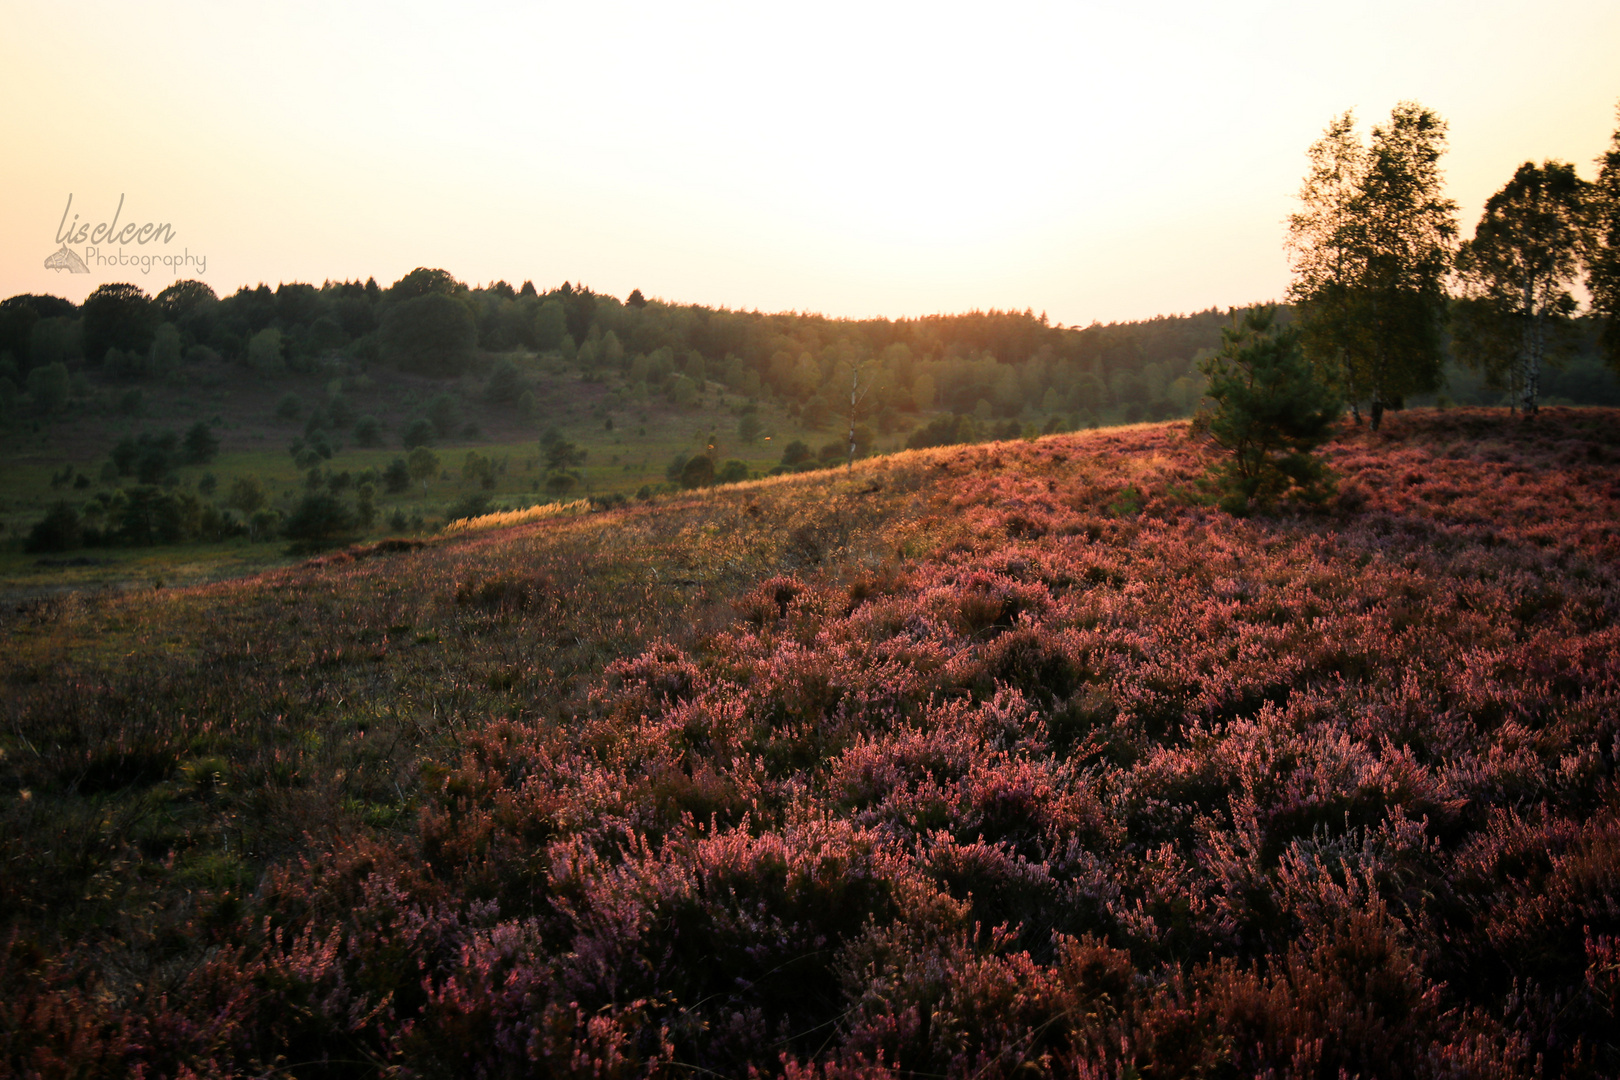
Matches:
[[353, 414, 384, 447], [543, 470, 577, 496], [326, 392, 356, 429], [544, 439, 585, 472], [247, 327, 285, 375], [82, 282, 156, 364], [1288, 104, 1457, 427], [407, 446, 440, 490], [401, 417, 436, 449], [388, 267, 461, 300], [426, 393, 460, 437], [24, 501, 83, 553], [485, 358, 524, 403], [905, 413, 976, 450], [281, 491, 358, 547], [113, 485, 201, 545], [383, 458, 412, 494], [131, 431, 180, 484], [1198, 306, 1339, 514], [181, 421, 220, 465], [356, 483, 377, 529], [380, 294, 476, 377], [26, 360, 70, 413], [1453, 161, 1592, 414], [461, 451, 496, 490], [679, 454, 715, 489], [716, 459, 749, 484], [150, 322, 183, 380], [1589, 106, 1620, 367], [533, 299, 567, 350], [29, 316, 79, 369], [225, 474, 266, 515], [275, 392, 302, 421]]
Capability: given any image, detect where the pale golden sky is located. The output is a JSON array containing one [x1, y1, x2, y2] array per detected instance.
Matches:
[[2, 1, 1616, 325]]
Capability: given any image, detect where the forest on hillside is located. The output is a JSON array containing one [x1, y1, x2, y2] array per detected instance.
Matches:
[[4, 271, 1618, 450]]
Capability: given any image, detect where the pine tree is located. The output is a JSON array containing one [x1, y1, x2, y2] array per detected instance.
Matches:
[[1198, 307, 1340, 515]]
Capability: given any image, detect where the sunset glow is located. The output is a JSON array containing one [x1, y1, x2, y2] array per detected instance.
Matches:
[[3, 0, 1617, 322]]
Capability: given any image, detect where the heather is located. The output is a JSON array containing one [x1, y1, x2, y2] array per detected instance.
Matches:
[[2, 408, 1618, 1077]]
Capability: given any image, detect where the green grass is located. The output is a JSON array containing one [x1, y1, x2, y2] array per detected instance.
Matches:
[[1, 353, 892, 591]]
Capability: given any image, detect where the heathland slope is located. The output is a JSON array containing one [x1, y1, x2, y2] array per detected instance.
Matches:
[[3, 408, 1618, 1077]]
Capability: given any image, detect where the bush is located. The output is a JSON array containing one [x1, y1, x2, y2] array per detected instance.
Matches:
[[485, 358, 524, 403], [113, 486, 200, 545], [24, 501, 83, 553], [181, 421, 219, 465], [134, 431, 179, 484], [906, 414, 976, 450], [679, 454, 715, 489], [383, 458, 412, 494], [401, 417, 436, 449], [275, 393, 302, 421], [282, 492, 358, 548], [225, 475, 266, 514], [353, 415, 384, 447], [426, 393, 460, 438], [444, 492, 491, 523], [716, 459, 749, 484]]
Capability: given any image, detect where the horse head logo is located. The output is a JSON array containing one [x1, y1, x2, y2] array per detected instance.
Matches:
[[44, 245, 89, 274]]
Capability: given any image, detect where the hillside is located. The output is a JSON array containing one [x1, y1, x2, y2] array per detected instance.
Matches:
[[3, 408, 1619, 1077]]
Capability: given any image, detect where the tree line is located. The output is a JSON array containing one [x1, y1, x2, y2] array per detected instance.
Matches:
[[1191, 100, 1620, 516], [1288, 100, 1620, 425], [3, 103, 1618, 444]]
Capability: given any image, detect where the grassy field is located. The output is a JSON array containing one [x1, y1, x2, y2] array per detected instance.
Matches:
[[3, 407, 1618, 1077], [0, 352, 895, 596]]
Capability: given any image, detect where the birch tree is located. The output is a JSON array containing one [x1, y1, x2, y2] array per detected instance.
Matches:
[[1453, 161, 1592, 415], [1287, 103, 1457, 429]]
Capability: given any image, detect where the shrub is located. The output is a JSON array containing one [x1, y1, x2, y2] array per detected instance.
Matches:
[[383, 458, 412, 495], [401, 417, 436, 450], [225, 475, 266, 514], [353, 415, 384, 447], [444, 492, 492, 523], [906, 414, 976, 449], [426, 393, 460, 438], [485, 358, 524, 403], [680, 454, 715, 489], [275, 392, 302, 421], [282, 491, 358, 547], [24, 501, 83, 552], [1198, 305, 1339, 514], [181, 421, 219, 465]]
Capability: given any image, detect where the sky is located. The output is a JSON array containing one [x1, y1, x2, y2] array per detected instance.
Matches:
[[2, 0, 1617, 327]]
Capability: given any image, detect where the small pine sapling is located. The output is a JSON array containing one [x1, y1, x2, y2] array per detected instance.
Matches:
[[1198, 306, 1340, 514]]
